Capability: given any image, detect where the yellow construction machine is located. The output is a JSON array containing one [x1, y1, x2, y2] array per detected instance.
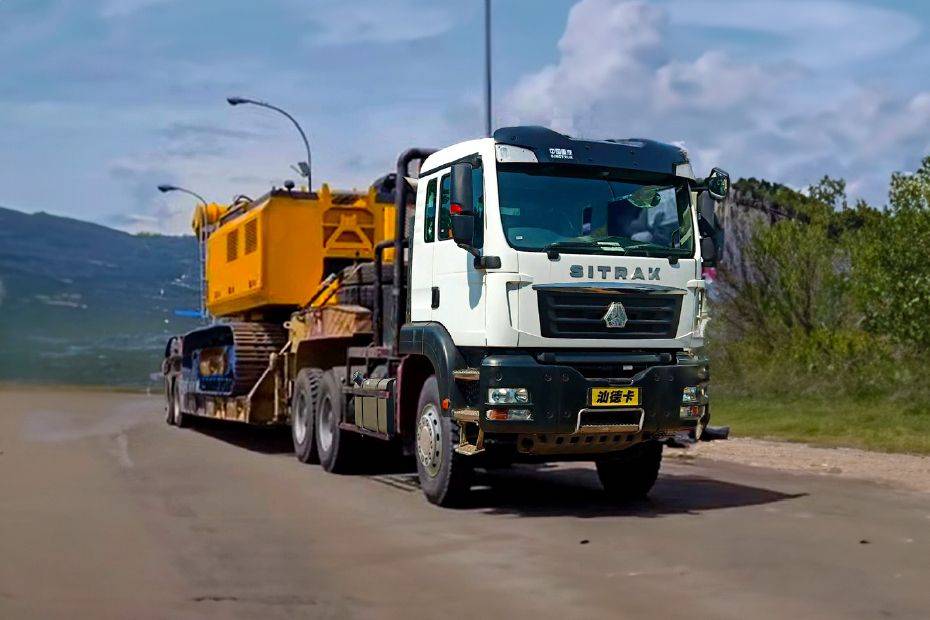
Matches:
[[163, 176, 403, 426]]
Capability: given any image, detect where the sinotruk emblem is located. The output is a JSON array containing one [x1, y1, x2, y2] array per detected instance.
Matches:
[[602, 302, 628, 328]]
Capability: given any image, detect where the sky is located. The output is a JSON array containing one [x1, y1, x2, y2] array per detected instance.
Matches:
[[2, 0, 930, 234]]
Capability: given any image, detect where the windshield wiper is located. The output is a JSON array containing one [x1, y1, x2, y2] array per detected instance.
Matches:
[[545, 240, 626, 260]]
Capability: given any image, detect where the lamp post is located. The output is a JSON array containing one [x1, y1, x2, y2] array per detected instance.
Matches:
[[157, 184, 209, 320], [226, 97, 312, 189], [484, 0, 492, 138]]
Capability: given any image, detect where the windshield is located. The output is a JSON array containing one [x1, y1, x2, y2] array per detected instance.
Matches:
[[497, 165, 694, 257]]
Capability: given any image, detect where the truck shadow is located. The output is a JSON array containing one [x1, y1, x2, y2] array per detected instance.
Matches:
[[462, 464, 806, 518], [187, 417, 294, 455]]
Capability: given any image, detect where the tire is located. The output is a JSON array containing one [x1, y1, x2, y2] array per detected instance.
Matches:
[[336, 284, 360, 305], [342, 263, 394, 286], [165, 377, 176, 426], [596, 441, 663, 500], [171, 379, 189, 428], [315, 370, 358, 473], [414, 376, 472, 507], [292, 368, 323, 464], [358, 284, 374, 308]]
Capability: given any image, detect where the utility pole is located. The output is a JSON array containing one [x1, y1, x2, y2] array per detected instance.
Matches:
[[485, 0, 492, 137]]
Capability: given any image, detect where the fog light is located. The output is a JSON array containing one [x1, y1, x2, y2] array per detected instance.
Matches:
[[680, 405, 704, 419], [487, 408, 533, 421], [488, 387, 530, 405]]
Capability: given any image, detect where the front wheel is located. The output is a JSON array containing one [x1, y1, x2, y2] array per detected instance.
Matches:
[[414, 376, 472, 507], [165, 378, 176, 425], [596, 441, 663, 500], [170, 379, 188, 428]]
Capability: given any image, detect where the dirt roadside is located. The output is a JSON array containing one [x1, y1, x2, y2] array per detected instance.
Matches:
[[672, 437, 930, 494]]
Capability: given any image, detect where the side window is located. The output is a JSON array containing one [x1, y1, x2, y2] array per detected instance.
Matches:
[[423, 178, 437, 243], [472, 165, 484, 247], [438, 173, 452, 240]]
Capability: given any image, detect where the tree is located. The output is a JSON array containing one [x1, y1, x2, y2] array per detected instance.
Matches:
[[851, 156, 930, 349]]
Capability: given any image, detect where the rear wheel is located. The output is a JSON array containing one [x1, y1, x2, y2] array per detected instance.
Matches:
[[596, 441, 663, 500], [415, 376, 472, 507], [292, 368, 323, 463], [316, 370, 358, 473]]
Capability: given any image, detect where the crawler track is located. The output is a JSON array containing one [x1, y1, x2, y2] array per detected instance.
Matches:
[[227, 322, 288, 395]]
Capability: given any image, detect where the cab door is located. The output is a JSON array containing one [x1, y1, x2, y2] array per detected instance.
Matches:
[[410, 174, 438, 322], [431, 165, 487, 345]]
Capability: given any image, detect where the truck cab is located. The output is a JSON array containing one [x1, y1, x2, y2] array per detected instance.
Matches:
[[397, 126, 729, 503]]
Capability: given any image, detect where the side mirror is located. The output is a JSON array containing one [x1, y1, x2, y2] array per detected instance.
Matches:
[[451, 214, 475, 247], [450, 162, 476, 248], [705, 167, 730, 201]]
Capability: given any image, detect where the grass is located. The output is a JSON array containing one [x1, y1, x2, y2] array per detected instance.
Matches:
[[713, 394, 930, 455]]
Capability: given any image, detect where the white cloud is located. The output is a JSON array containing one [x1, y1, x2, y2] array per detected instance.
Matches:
[[503, 0, 930, 206], [304, 0, 458, 45], [664, 0, 922, 67]]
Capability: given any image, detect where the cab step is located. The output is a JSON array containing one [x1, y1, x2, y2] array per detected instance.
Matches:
[[454, 443, 485, 456], [451, 368, 480, 382], [452, 408, 479, 423]]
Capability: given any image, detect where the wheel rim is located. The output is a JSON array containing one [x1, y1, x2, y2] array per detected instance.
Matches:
[[317, 395, 334, 453], [293, 391, 308, 445], [416, 404, 442, 478]]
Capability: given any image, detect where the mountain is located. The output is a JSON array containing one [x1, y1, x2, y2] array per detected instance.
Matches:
[[0, 206, 202, 388]]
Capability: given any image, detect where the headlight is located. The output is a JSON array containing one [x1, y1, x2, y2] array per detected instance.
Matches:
[[488, 387, 530, 404], [682, 386, 704, 404]]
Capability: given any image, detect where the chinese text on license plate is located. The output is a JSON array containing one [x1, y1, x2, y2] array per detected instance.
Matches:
[[590, 387, 640, 407]]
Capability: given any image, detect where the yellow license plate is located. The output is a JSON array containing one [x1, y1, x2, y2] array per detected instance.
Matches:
[[590, 387, 640, 407]]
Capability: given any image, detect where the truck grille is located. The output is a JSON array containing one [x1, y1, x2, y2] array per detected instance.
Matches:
[[537, 290, 682, 339]]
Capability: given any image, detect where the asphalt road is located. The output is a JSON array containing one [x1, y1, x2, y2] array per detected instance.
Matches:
[[2, 387, 929, 619]]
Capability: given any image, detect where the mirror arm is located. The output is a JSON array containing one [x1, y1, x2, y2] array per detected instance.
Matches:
[[457, 243, 481, 259]]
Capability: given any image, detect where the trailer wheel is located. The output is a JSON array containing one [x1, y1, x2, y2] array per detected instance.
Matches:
[[316, 370, 357, 473], [292, 368, 323, 464], [414, 376, 472, 507], [596, 441, 662, 500], [171, 379, 188, 428]]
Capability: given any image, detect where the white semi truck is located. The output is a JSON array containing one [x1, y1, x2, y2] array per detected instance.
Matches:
[[164, 125, 729, 506]]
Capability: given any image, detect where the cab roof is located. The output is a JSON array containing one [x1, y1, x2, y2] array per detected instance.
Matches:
[[493, 126, 689, 176]]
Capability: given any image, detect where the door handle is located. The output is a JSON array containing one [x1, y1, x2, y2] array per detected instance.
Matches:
[[431, 286, 440, 309]]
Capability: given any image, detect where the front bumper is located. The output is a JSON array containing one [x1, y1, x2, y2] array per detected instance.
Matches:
[[477, 353, 709, 438]]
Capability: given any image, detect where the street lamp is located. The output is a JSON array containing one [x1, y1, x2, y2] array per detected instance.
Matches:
[[157, 184, 209, 321], [226, 96, 312, 189], [157, 184, 208, 206], [484, 0, 492, 138]]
